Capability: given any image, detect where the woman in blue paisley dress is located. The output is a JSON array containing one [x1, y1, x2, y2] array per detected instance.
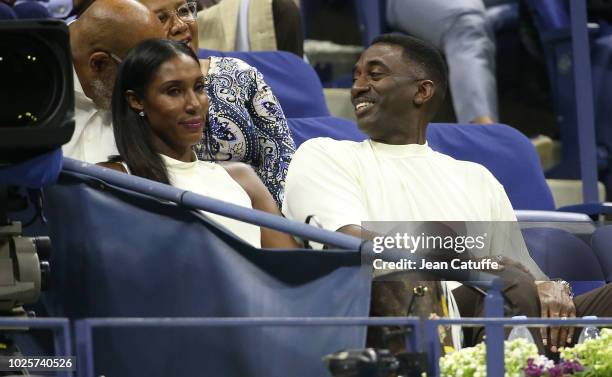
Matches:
[[141, 0, 295, 206]]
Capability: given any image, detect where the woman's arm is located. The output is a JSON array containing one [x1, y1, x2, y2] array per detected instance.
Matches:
[[224, 162, 300, 249], [96, 161, 128, 173]]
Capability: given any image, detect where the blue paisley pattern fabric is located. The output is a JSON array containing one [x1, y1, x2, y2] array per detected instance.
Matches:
[[196, 57, 295, 206]]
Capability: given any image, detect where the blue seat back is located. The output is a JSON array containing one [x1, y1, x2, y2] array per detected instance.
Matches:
[[288, 118, 555, 211], [522, 227, 606, 295], [591, 225, 612, 282], [0, 2, 16, 18], [524, 0, 570, 32], [299, 0, 322, 38], [198, 49, 330, 118], [13, 1, 50, 18], [288, 116, 366, 147], [524, 0, 578, 179], [354, 0, 387, 47], [429, 124, 555, 210], [43, 170, 370, 377], [523, 0, 607, 185], [301, 0, 386, 47]]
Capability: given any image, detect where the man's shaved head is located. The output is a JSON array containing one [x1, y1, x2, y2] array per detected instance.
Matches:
[[70, 0, 164, 108]]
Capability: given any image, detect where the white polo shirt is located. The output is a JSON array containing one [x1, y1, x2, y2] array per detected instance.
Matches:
[[62, 70, 118, 163]]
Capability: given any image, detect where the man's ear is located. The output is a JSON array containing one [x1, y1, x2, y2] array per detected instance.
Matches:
[[89, 51, 111, 73], [413, 80, 435, 106], [126, 90, 144, 112]]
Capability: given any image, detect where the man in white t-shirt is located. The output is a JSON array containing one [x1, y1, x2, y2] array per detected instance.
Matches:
[[65, 0, 164, 163], [283, 34, 612, 353]]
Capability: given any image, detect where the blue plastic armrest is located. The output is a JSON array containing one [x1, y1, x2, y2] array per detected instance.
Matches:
[[557, 202, 612, 216], [515, 209, 592, 222], [540, 24, 599, 44]]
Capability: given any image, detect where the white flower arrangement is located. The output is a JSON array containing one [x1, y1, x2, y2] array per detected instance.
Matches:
[[440, 338, 542, 377], [439, 328, 612, 376]]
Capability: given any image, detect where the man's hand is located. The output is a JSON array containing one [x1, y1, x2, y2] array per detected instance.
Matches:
[[536, 281, 576, 352]]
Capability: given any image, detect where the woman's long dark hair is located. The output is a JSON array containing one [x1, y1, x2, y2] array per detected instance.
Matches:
[[111, 38, 201, 184]]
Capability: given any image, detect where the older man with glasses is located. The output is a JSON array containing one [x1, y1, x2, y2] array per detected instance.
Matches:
[[66, 0, 165, 163]]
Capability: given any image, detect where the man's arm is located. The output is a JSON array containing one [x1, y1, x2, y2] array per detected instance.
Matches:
[[282, 139, 368, 237], [337, 224, 382, 241]]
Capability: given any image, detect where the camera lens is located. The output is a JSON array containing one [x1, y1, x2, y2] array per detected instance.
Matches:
[[0, 21, 74, 164], [0, 35, 62, 128]]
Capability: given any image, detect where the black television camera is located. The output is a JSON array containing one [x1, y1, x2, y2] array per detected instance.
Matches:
[[0, 19, 74, 316], [323, 348, 428, 377]]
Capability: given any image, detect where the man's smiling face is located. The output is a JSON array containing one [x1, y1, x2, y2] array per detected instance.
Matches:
[[350, 43, 425, 141]]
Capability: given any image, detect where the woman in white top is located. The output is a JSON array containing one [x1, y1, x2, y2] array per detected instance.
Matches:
[[140, 0, 297, 207], [99, 38, 298, 249]]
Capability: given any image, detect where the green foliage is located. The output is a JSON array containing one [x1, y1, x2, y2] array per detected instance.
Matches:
[[440, 338, 540, 377], [560, 329, 612, 377]]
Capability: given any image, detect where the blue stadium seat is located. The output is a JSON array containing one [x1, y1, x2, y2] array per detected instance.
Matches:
[[590, 225, 612, 282], [0, 2, 17, 19], [198, 49, 330, 118], [354, 0, 387, 47], [13, 1, 50, 18], [288, 116, 365, 146], [523, 0, 583, 180], [526, 0, 569, 30], [428, 124, 555, 211], [522, 227, 606, 295], [524, 0, 612, 195]]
